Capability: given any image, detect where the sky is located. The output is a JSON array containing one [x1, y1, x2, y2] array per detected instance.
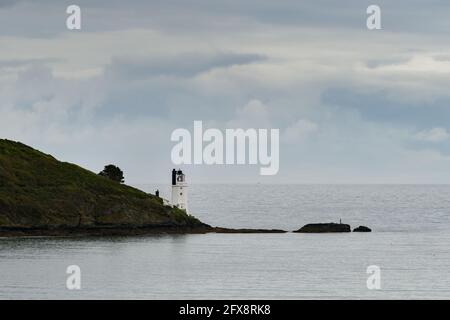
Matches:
[[1, 0, 450, 184]]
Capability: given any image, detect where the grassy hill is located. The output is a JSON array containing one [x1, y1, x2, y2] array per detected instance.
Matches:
[[0, 139, 206, 235]]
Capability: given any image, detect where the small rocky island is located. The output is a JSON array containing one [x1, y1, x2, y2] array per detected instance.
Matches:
[[294, 223, 351, 233], [293, 223, 372, 233], [0, 139, 286, 237], [353, 226, 372, 232]]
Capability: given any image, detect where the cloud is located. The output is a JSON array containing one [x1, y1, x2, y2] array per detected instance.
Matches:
[[226, 99, 271, 128], [105, 52, 266, 79], [0, 58, 61, 68], [364, 55, 450, 75], [414, 127, 449, 143], [282, 119, 318, 144], [0, 0, 19, 8], [321, 87, 450, 129], [0, 63, 105, 142]]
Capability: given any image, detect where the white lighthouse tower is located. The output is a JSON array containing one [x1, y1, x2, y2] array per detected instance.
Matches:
[[171, 169, 188, 213]]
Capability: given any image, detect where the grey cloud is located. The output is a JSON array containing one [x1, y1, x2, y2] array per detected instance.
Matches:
[[1, 63, 105, 121], [0, 58, 62, 68], [105, 53, 266, 79], [93, 52, 265, 120], [433, 54, 450, 62], [365, 57, 412, 69], [321, 87, 450, 129], [0, 0, 20, 8], [95, 75, 241, 121], [1, 0, 450, 38]]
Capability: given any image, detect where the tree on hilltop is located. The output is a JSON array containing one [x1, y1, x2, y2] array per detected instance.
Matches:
[[99, 165, 124, 183]]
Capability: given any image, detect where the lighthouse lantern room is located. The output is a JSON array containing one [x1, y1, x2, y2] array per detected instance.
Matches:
[[171, 169, 188, 213]]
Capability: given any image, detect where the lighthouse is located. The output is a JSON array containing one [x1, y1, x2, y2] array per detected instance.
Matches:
[[171, 169, 188, 213]]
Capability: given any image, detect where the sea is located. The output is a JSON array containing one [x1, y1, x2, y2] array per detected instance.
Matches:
[[1, 184, 450, 299]]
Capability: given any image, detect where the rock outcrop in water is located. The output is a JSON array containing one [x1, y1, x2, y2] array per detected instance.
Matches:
[[353, 226, 372, 232], [212, 227, 287, 233], [294, 223, 351, 233]]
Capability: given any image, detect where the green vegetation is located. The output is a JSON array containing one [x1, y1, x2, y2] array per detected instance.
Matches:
[[0, 139, 203, 230], [98, 164, 125, 183]]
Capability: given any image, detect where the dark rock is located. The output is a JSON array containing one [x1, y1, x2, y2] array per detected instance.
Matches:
[[353, 226, 372, 232], [212, 227, 287, 233], [294, 223, 351, 233]]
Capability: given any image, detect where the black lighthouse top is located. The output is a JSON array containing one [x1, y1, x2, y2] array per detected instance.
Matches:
[[172, 169, 183, 185]]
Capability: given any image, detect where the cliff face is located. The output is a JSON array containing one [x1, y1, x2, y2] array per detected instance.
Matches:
[[0, 139, 205, 233]]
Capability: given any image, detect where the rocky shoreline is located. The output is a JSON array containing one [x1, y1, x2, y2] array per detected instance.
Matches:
[[0, 223, 373, 238], [0, 225, 289, 238]]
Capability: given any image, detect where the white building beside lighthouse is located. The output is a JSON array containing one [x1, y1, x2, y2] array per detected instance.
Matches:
[[171, 169, 188, 213]]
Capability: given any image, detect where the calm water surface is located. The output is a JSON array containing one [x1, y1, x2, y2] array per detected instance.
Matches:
[[1, 185, 449, 299]]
